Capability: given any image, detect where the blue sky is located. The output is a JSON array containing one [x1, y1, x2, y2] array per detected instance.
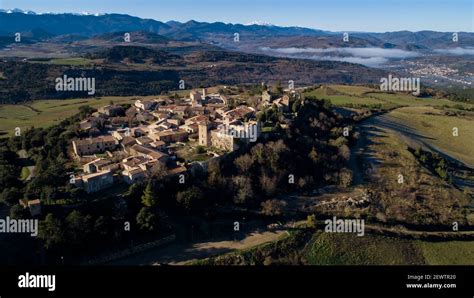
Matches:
[[2, 0, 473, 32]]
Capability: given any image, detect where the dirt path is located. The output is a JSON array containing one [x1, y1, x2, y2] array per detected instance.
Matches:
[[356, 109, 474, 196], [19, 104, 41, 113], [109, 229, 286, 265], [361, 110, 472, 169]]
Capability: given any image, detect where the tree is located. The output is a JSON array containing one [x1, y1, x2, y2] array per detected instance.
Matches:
[[414, 147, 422, 157], [0, 187, 22, 206], [260, 173, 278, 196], [267, 140, 289, 172], [232, 176, 253, 205], [292, 98, 301, 113], [308, 147, 319, 163], [331, 136, 348, 147], [78, 105, 95, 118], [0, 164, 21, 190], [93, 216, 110, 237], [141, 181, 158, 207], [38, 214, 64, 250], [65, 210, 92, 246], [207, 159, 224, 188], [306, 214, 317, 228], [136, 207, 159, 232], [273, 81, 283, 96], [149, 162, 168, 180], [125, 182, 144, 199], [338, 168, 353, 187], [176, 186, 204, 212], [9, 204, 28, 219], [250, 143, 265, 164], [234, 154, 253, 173], [207, 159, 225, 189], [261, 199, 287, 217], [196, 146, 206, 154], [338, 144, 351, 161]]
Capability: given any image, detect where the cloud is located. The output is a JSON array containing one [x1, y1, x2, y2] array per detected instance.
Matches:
[[338, 48, 419, 59], [259, 46, 420, 67], [434, 47, 474, 55], [314, 56, 389, 67]]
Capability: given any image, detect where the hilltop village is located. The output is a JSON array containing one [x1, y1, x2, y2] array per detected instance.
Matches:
[[71, 87, 291, 194]]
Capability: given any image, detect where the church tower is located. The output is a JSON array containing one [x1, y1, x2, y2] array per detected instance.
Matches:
[[198, 121, 211, 147]]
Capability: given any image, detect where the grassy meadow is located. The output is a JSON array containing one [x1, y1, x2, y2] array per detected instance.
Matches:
[[191, 230, 474, 265], [304, 85, 473, 110], [0, 96, 150, 137], [384, 106, 474, 167], [303, 232, 474, 265]]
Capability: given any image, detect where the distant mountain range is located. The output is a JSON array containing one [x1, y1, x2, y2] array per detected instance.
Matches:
[[0, 9, 325, 39], [0, 8, 37, 15], [1, 9, 472, 50], [0, 8, 104, 16]]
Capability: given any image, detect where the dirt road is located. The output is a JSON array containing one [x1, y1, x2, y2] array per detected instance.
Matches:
[[109, 229, 286, 265], [358, 109, 474, 195]]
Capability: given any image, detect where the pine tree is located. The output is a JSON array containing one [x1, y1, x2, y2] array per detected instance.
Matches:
[[38, 214, 64, 250], [136, 207, 159, 232], [141, 181, 157, 207]]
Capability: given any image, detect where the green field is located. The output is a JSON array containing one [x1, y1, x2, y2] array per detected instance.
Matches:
[[303, 232, 474, 265], [304, 85, 473, 110], [328, 85, 376, 96], [385, 106, 474, 167], [366, 92, 466, 108], [417, 241, 474, 265], [0, 96, 157, 137], [304, 232, 425, 265], [191, 230, 474, 265], [304, 85, 388, 107]]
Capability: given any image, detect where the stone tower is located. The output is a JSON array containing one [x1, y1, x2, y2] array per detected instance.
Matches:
[[198, 121, 210, 147]]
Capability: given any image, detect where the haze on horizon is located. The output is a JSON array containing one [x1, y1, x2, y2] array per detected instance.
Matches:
[[1, 0, 473, 33]]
